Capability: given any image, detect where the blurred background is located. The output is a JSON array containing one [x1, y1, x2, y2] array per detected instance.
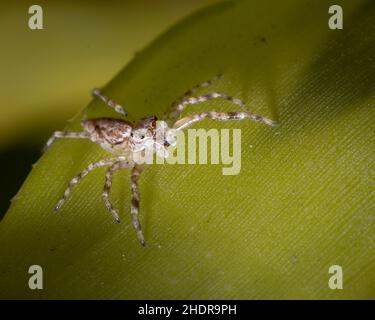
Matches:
[[0, 0, 219, 218]]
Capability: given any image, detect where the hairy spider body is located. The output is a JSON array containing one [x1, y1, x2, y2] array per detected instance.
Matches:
[[45, 75, 278, 246], [82, 118, 133, 153]]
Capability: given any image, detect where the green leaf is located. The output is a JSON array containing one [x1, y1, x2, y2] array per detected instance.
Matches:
[[0, 0, 374, 299]]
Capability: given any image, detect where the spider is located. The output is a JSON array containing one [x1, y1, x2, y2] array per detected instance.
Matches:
[[45, 74, 278, 246]]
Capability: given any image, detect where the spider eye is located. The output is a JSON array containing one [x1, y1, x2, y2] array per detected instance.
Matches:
[[140, 135, 145, 139]]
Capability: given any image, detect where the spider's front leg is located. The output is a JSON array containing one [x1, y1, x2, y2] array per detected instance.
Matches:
[[173, 111, 278, 131], [165, 74, 223, 123], [166, 91, 250, 129], [44, 131, 90, 152]]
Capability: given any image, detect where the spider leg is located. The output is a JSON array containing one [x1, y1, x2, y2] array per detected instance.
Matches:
[[102, 162, 146, 246], [179, 74, 223, 100], [54, 157, 126, 212], [44, 131, 90, 152], [165, 74, 223, 122], [173, 111, 279, 131], [130, 164, 146, 246], [92, 88, 128, 116], [167, 91, 249, 125], [102, 161, 132, 223]]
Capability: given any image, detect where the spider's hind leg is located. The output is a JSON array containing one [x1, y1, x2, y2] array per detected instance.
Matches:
[[92, 88, 128, 116], [130, 165, 146, 246], [102, 161, 132, 223], [54, 158, 122, 212], [102, 162, 146, 246], [44, 131, 90, 152]]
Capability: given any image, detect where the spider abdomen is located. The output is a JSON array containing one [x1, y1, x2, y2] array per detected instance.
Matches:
[[81, 118, 133, 153]]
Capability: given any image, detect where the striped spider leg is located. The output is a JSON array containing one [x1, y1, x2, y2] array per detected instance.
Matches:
[[92, 87, 128, 116], [102, 162, 146, 246], [54, 157, 127, 214], [173, 110, 278, 131], [44, 131, 90, 152], [164, 73, 224, 123], [44, 74, 278, 246], [165, 74, 278, 130]]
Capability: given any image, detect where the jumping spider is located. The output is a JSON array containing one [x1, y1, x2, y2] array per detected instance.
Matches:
[[45, 74, 278, 246]]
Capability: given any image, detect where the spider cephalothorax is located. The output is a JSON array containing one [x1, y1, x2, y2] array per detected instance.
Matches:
[[131, 118, 178, 158], [45, 74, 278, 246], [130, 116, 160, 154]]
